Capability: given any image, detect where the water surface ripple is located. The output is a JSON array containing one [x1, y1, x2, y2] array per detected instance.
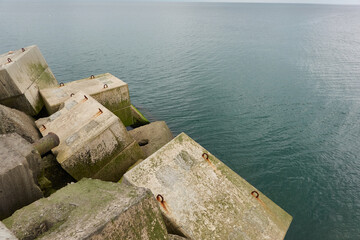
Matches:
[[1, 1, 360, 239]]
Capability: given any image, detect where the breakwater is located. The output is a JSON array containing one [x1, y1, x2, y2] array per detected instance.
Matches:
[[0, 45, 292, 239]]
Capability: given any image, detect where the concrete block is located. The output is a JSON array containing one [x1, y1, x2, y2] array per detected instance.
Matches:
[[3, 178, 168, 240], [35, 91, 144, 181], [0, 45, 58, 115], [0, 104, 41, 143], [40, 73, 133, 126], [0, 133, 43, 220], [129, 121, 174, 158], [124, 133, 293, 240], [168, 234, 188, 240], [0, 221, 18, 240]]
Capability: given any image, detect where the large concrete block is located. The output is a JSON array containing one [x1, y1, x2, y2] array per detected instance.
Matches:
[[124, 133, 293, 240], [129, 121, 174, 158], [0, 133, 43, 220], [35, 91, 144, 181], [3, 178, 168, 240], [0, 221, 18, 240], [0, 104, 41, 143], [0, 45, 58, 115], [40, 73, 134, 126]]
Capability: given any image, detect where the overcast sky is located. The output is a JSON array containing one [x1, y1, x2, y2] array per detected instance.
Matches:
[[156, 0, 360, 4]]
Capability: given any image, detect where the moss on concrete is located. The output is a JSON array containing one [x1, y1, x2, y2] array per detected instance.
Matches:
[[131, 104, 150, 127], [4, 179, 168, 239]]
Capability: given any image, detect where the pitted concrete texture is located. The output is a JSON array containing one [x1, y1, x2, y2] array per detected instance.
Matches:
[[40, 73, 133, 126], [124, 133, 293, 240], [0, 104, 41, 143], [35, 91, 144, 181], [129, 121, 174, 158], [0, 221, 18, 240], [0, 133, 43, 220], [3, 179, 168, 240], [168, 234, 188, 240], [0, 45, 58, 115]]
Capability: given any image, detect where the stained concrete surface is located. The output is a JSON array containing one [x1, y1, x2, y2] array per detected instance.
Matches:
[[124, 133, 292, 240], [0, 45, 58, 115], [3, 179, 168, 240], [35, 91, 144, 181], [0, 133, 43, 220]]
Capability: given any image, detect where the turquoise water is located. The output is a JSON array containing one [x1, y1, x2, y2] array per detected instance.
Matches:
[[1, 1, 360, 239]]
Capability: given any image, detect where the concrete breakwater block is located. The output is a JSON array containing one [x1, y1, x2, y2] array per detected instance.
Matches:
[[0, 221, 18, 240], [0, 104, 41, 143], [0, 45, 58, 116], [35, 91, 144, 181], [40, 73, 134, 126], [0, 133, 43, 220], [3, 178, 168, 240], [129, 121, 174, 158], [124, 133, 293, 239]]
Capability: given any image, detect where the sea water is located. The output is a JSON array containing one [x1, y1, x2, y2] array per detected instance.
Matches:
[[1, 1, 360, 239]]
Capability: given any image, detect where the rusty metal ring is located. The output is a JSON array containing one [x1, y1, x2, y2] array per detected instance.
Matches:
[[22, 48, 25, 52], [103, 84, 108, 89], [202, 153, 209, 160], [84, 95, 88, 100], [59, 82, 64, 87], [70, 93, 75, 97], [98, 108, 103, 113], [7, 58, 12, 63], [90, 75, 95, 79], [40, 124, 46, 131], [251, 191, 259, 199], [156, 194, 164, 203]]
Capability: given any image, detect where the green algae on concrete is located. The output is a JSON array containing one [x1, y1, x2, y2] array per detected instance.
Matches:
[[124, 133, 293, 240], [0, 45, 58, 116], [3, 178, 168, 240], [35, 91, 144, 181], [131, 104, 150, 127], [40, 73, 134, 126]]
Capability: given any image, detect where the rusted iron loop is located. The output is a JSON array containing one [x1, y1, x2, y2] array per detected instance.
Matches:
[[90, 75, 95, 79], [41, 125, 46, 130], [7, 58, 12, 63], [98, 108, 103, 113], [103, 84, 108, 89], [70, 93, 75, 97], [202, 153, 209, 160], [22, 48, 25, 52], [84, 95, 88, 100], [251, 190, 259, 199], [156, 194, 164, 203], [59, 82, 64, 87]]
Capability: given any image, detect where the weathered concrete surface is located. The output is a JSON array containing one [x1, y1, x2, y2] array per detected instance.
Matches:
[[0, 133, 43, 220], [124, 133, 293, 240], [0, 104, 41, 143], [0, 45, 58, 115], [40, 73, 134, 126], [129, 121, 174, 158], [3, 178, 168, 240], [35, 91, 144, 181], [0, 221, 18, 240], [168, 234, 188, 240]]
